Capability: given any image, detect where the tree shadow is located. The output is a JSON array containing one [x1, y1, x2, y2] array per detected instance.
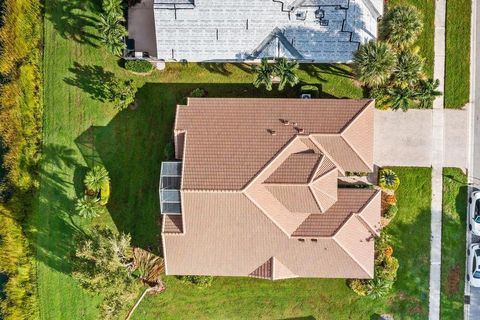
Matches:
[[198, 62, 232, 76], [64, 62, 115, 102], [28, 144, 87, 275], [300, 64, 354, 82], [45, 0, 101, 47]]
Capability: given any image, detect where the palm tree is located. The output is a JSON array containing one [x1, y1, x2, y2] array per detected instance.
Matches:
[[273, 57, 299, 91], [98, 12, 127, 56], [84, 165, 110, 193], [368, 278, 393, 299], [102, 0, 123, 15], [75, 196, 105, 218], [353, 41, 396, 87], [414, 79, 442, 108], [393, 50, 424, 88], [252, 58, 273, 91], [380, 5, 424, 49], [386, 86, 416, 111], [379, 169, 400, 190]]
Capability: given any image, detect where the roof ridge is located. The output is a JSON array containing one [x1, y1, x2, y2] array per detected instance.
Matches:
[[338, 99, 373, 133]]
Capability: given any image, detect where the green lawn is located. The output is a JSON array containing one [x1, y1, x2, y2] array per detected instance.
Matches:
[[440, 168, 467, 319], [131, 168, 432, 320], [445, 0, 472, 108], [388, 0, 435, 77], [35, 0, 432, 318]]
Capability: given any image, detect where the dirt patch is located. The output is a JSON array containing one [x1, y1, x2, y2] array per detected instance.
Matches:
[[447, 265, 461, 295]]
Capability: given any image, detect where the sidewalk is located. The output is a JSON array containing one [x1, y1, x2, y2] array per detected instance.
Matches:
[[428, 0, 446, 318]]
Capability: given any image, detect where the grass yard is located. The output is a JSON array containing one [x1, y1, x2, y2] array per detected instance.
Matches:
[[132, 168, 432, 320], [35, 0, 432, 318], [440, 168, 467, 319], [445, 0, 472, 109], [388, 0, 435, 77]]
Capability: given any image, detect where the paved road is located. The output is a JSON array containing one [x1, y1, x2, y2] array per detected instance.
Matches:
[[467, 0, 480, 319]]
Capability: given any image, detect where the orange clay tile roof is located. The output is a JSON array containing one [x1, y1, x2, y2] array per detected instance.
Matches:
[[164, 98, 379, 279], [175, 98, 374, 190]]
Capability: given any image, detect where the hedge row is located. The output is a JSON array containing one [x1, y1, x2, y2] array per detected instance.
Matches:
[[0, 0, 42, 319]]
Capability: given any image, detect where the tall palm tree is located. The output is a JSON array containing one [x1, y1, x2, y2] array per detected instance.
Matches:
[[273, 57, 299, 91], [84, 165, 110, 193], [252, 58, 273, 91], [393, 50, 424, 88], [380, 5, 424, 50], [386, 86, 415, 112], [353, 41, 397, 87], [414, 79, 442, 108], [75, 196, 105, 219]]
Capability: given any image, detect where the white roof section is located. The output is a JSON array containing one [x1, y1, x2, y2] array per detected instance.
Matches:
[[153, 0, 382, 62]]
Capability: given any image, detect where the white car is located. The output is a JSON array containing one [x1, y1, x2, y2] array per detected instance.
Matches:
[[468, 243, 480, 287], [469, 191, 480, 236]]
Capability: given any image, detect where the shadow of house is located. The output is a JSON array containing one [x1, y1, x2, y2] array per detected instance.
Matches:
[[45, 0, 101, 47]]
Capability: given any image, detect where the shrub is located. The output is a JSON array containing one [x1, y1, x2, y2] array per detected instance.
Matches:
[[300, 85, 320, 98], [189, 88, 207, 98], [384, 204, 398, 219], [384, 194, 397, 205], [379, 256, 399, 282], [368, 278, 394, 299], [75, 196, 105, 218], [384, 245, 393, 257], [163, 141, 175, 160], [379, 169, 400, 190], [347, 279, 372, 296], [179, 275, 213, 288], [100, 180, 110, 206], [84, 165, 110, 193], [125, 59, 153, 73]]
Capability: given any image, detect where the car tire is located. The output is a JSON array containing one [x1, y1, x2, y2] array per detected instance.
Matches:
[[467, 274, 470, 281], [470, 224, 473, 231], [470, 197, 473, 204], [468, 249, 471, 256]]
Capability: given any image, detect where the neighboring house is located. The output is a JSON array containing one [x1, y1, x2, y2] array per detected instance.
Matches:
[[160, 98, 381, 280], [152, 0, 383, 62]]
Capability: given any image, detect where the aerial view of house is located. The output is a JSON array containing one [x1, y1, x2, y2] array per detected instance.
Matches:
[[1, 0, 479, 319], [160, 98, 381, 279], [150, 0, 383, 62]]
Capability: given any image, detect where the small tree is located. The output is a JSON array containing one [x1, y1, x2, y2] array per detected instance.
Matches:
[[75, 196, 105, 218], [84, 165, 110, 193], [252, 58, 274, 91], [73, 227, 136, 318], [102, 0, 123, 15], [381, 5, 424, 49], [110, 79, 137, 110], [274, 57, 299, 91], [353, 41, 397, 87]]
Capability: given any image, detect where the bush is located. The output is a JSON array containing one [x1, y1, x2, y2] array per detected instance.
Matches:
[[384, 204, 398, 219], [379, 169, 400, 190], [125, 59, 153, 73], [100, 180, 110, 206], [383, 194, 397, 205], [347, 279, 372, 296], [189, 88, 207, 97], [163, 141, 175, 160], [300, 85, 320, 98], [179, 275, 213, 288]]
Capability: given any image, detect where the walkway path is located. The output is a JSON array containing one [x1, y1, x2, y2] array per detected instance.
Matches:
[[428, 0, 446, 318]]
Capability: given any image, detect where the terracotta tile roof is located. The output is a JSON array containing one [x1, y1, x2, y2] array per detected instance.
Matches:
[[292, 189, 378, 237], [249, 257, 273, 279], [175, 98, 373, 190], [163, 215, 183, 233], [264, 152, 322, 184], [163, 98, 379, 280]]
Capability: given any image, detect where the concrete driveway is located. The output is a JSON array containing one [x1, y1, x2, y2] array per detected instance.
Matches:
[[374, 108, 468, 170]]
